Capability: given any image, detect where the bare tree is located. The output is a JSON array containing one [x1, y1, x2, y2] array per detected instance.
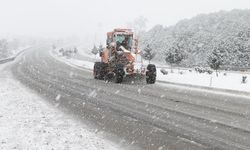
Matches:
[[127, 16, 147, 36]]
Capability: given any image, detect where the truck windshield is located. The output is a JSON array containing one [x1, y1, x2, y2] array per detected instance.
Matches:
[[116, 35, 125, 43], [116, 34, 133, 49]]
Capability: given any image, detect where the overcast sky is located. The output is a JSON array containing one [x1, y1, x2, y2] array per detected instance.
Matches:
[[1, 0, 250, 42]]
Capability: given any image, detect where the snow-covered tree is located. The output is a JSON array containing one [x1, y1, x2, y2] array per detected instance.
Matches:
[[140, 9, 250, 69], [98, 44, 103, 53], [91, 45, 98, 55], [207, 48, 223, 76], [165, 44, 184, 68], [52, 44, 56, 50], [142, 44, 155, 64], [73, 47, 78, 53]]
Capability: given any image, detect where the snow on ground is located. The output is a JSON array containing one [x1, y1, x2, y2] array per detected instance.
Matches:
[[50, 50, 93, 72], [60, 57, 94, 71], [78, 48, 98, 60], [157, 69, 250, 92], [52, 48, 250, 93], [0, 64, 119, 150], [11, 46, 31, 55]]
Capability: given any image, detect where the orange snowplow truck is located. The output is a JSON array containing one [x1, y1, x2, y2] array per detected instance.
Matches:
[[93, 28, 156, 84]]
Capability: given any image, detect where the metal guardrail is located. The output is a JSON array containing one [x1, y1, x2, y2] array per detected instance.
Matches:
[[0, 48, 30, 64], [0, 57, 15, 64]]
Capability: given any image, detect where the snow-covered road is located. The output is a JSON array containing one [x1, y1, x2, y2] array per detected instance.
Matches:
[[0, 62, 119, 149], [7, 46, 250, 150]]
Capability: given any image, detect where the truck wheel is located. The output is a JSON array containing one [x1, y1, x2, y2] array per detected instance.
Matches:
[[94, 62, 106, 80], [114, 64, 124, 83], [146, 64, 156, 84], [104, 72, 114, 82], [114, 72, 123, 83]]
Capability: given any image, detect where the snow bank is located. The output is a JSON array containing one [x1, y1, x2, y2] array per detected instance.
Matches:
[[0, 66, 119, 150], [78, 47, 98, 60], [61, 58, 94, 71], [157, 68, 250, 93]]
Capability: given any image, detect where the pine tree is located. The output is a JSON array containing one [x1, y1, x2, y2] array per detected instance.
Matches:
[[91, 45, 98, 55], [165, 45, 184, 69], [98, 44, 103, 53], [142, 44, 155, 64], [207, 48, 223, 76], [73, 47, 78, 53]]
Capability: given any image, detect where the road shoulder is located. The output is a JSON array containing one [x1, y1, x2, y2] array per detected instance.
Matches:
[[0, 62, 119, 150]]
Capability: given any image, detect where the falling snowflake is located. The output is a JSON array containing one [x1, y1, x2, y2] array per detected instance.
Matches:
[[115, 90, 120, 94], [54, 103, 60, 108], [88, 90, 97, 98], [138, 88, 141, 94], [55, 94, 61, 101], [69, 72, 74, 78]]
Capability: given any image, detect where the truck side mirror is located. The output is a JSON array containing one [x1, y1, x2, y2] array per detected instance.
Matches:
[[99, 51, 103, 57], [134, 38, 138, 49]]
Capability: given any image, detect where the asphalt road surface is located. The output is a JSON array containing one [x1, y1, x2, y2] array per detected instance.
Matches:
[[11, 46, 250, 150]]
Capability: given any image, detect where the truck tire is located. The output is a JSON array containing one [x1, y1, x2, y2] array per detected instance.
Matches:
[[94, 62, 107, 80], [146, 64, 156, 84], [114, 64, 125, 83], [104, 72, 114, 82]]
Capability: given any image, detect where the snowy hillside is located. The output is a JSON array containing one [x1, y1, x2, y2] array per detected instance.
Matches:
[[141, 9, 250, 70]]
